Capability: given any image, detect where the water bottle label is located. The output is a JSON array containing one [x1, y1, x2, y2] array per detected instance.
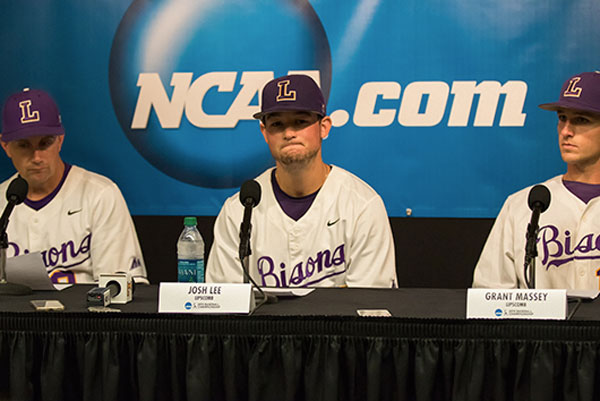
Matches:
[[178, 259, 205, 283], [197, 259, 205, 282]]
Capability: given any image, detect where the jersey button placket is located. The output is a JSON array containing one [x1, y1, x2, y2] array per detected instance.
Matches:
[[577, 261, 587, 289], [30, 215, 41, 242], [289, 226, 301, 257]]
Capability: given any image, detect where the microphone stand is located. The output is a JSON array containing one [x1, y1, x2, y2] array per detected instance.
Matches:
[[0, 231, 32, 295], [524, 254, 536, 290], [238, 201, 276, 311], [0, 176, 32, 295], [239, 201, 252, 285], [524, 214, 539, 289]]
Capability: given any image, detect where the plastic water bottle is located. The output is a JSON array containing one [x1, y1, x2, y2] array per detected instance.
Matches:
[[177, 217, 205, 282]]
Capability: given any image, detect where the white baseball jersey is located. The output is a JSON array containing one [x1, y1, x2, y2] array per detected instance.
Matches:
[[206, 165, 397, 288], [0, 166, 148, 284], [473, 175, 600, 290]]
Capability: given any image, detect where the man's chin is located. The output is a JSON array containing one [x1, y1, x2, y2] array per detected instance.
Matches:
[[560, 154, 579, 165], [278, 149, 320, 166], [279, 155, 311, 166], [22, 175, 48, 187]]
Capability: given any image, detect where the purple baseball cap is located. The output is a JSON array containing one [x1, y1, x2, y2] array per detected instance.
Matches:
[[253, 74, 327, 119], [539, 71, 600, 114], [1, 88, 65, 142]]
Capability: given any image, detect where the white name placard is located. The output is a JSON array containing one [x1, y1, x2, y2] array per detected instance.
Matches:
[[466, 288, 567, 320], [158, 283, 255, 314]]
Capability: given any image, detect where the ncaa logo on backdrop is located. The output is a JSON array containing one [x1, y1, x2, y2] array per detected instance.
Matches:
[[109, 0, 331, 188]]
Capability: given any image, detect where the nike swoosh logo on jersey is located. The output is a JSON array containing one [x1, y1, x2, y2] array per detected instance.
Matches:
[[327, 218, 340, 227], [67, 209, 82, 216]]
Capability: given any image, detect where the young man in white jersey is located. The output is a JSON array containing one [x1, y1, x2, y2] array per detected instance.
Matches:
[[473, 71, 600, 289], [0, 88, 148, 284], [207, 74, 397, 288]]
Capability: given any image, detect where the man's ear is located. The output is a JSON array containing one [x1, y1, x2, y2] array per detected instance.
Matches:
[[56, 135, 65, 152], [0, 139, 12, 158], [319, 116, 332, 139], [260, 123, 269, 144]]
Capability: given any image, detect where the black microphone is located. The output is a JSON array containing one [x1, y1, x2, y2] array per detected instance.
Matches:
[[0, 176, 28, 237], [240, 179, 261, 206], [524, 184, 551, 288], [7, 176, 28, 203], [239, 180, 261, 279], [0, 176, 32, 295], [239, 180, 261, 255]]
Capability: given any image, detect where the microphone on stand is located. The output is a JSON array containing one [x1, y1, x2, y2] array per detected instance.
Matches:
[[238, 180, 277, 305], [0, 176, 33, 295], [239, 179, 261, 272], [524, 184, 551, 289]]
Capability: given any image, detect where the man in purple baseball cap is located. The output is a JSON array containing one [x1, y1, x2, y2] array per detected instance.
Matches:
[[1, 89, 66, 196], [0, 88, 148, 285], [473, 71, 600, 290], [207, 74, 397, 288]]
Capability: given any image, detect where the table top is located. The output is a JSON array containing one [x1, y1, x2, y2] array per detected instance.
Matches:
[[0, 284, 598, 321]]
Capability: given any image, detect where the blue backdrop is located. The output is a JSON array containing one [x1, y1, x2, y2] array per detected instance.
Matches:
[[1, 0, 598, 217]]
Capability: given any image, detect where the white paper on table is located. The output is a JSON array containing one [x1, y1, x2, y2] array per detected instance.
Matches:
[[259, 287, 315, 297], [5, 252, 68, 291]]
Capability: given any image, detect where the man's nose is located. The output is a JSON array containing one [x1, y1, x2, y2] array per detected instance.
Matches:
[[560, 121, 574, 137], [282, 125, 296, 138], [31, 149, 44, 162]]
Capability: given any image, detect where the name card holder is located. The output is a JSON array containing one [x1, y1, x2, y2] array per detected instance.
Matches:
[[466, 288, 567, 320], [158, 283, 255, 314]]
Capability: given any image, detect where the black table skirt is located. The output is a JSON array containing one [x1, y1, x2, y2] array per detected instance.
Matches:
[[1, 285, 600, 401]]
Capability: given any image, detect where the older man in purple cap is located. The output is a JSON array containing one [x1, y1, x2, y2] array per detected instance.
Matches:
[[0, 88, 148, 284], [207, 75, 397, 288], [473, 71, 600, 289]]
